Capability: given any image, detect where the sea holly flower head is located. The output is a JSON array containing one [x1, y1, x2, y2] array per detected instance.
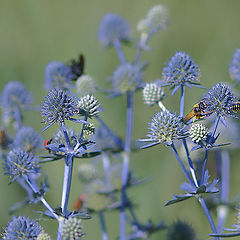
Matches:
[[14, 126, 42, 153], [78, 163, 98, 183], [60, 217, 85, 240], [142, 83, 165, 106], [98, 13, 131, 47], [4, 148, 40, 183], [77, 95, 100, 118], [229, 48, 240, 83], [189, 123, 208, 143], [76, 75, 97, 96], [139, 110, 187, 148], [110, 63, 145, 95], [45, 61, 74, 91], [1, 81, 33, 111], [202, 83, 238, 118], [40, 89, 78, 131], [161, 51, 201, 94], [137, 5, 169, 34], [2, 216, 44, 240], [37, 232, 52, 240]]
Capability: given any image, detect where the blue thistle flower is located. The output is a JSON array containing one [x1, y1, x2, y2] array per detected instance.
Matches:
[[139, 110, 187, 148], [2, 216, 43, 240], [202, 83, 237, 118], [98, 13, 131, 47], [4, 148, 40, 183], [1, 81, 33, 111], [45, 61, 74, 91], [110, 63, 144, 95], [40, 89, 78, 131], [161, 51, 201, 94], [14, 126, 42, 153], [229, 49, 240, 83]]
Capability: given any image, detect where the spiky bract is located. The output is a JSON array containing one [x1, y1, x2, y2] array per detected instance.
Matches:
[[78, 95, 99, 118]]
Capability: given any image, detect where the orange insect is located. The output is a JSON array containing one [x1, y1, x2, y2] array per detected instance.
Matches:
[[184, 101, 211, 123], [44, 138, 53, 151], [73, 193, 87, 211]]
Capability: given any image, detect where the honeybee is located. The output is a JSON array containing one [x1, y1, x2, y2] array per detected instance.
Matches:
[[184, 101, 211, 123]]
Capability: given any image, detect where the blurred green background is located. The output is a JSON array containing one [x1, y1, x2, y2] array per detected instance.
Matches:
[[1, 0, 240, 239]]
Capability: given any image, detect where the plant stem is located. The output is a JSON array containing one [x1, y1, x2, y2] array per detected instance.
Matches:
[[120, 91, 134, 240], [180, 85, 185, 117], [61, 153, 74, 216], [212, 116, 220, 137], [14, 108, 22, 130], [198, 197, 220, 240], [80, 115, 88, 139], [113, 40, 126, 64], [96, 116, 124, 149], [60, 122, 72, 151], [217, 150, 230, 233], [200, 149, 209, 185], [99, 212, 109, 240], [24, 176, 58, 220], [171, 143, 194, 185]]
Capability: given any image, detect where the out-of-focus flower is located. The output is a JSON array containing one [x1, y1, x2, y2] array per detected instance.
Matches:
[[142, 83, 165, 106], [139, 111, 187, 148], [14, 126, 42, 153], [44, 61, 74, 91], [1, 81, 32, 111], [229, 49, 240, 83], [161, 51, 201, 94], [76, 75, 97, 96], [98, 13, 131, 47], [2, 216, 43, 240], [37, 232, 52, 240], [78, 163, 98, 183], [4, 148, 40, 183]]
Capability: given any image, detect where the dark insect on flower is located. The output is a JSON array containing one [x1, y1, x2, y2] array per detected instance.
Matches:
[[201, 83, 238, 119], [0, 129, 10, 149], [69, 54, 85, 81], [161, 51, 201, 95], [184, 100, 213, 123], [44, 61, 74, 91], [40, 89, 78, 131], [229, 101, 240, 114], [98, 13, 131, 47], [139, 110, 188, 148], [2, 216, 44, 240], [4, 148, 40, 183]]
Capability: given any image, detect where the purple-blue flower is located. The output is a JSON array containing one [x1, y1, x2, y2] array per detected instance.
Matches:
[[98, 13, 131, 47], [45, 61, 74, 91], [2, 215, 43, 240]]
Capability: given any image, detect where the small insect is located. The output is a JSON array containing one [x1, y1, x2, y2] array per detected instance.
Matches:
[[0, 130, 7, 148], [184, 101, 211, 123], [44, 138, 53, 151], [73, 193, 87, 211], [69, 54, 85, 81], [230, 101, 240, 113]]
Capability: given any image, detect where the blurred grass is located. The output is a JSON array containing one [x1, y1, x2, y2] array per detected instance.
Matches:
[[1, 0, 240, 239]]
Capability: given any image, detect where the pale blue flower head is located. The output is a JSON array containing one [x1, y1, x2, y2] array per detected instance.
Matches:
[[1, 81, 32, 111], [98, 13, 131, 47], [45, 61, 74, 91], [2, 216, 43, 240], [161, 51, 201, 94]]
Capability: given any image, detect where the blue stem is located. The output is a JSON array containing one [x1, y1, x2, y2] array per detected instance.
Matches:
[[96, 116, 125, 149], [198, 197, 220, 240], [60, 122, 72, 151], [212, 116, 220, 137], [14, 108, 22, 130], [99, 212, 109, 240], [180, 85, 185, 117], [17, 177, 33, 200], [61, 153, 74, 216], [217, 150, 230, 233], [80, 115, 88, 139], [120, 91, 134, 240], [171, 143, 194, 185], [23, 176, 58, 220], [200, 149, 209, 185], [113, 40, 126, 64]]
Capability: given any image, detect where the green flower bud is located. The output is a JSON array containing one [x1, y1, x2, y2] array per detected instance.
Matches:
[[37, 232, 52, 240], [142, 83, 165, 106], [83, 123, 95, 137], [190, 124, 208, 143], [78, 95, 99, 118]]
